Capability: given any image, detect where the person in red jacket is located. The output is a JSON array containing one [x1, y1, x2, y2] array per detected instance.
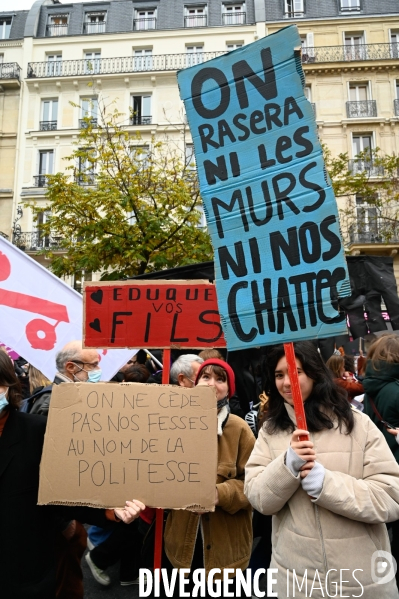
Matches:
[[326, 354, 364, 401]]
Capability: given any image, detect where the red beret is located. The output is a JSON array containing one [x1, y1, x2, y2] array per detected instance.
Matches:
[[195, 358, 236, 398]]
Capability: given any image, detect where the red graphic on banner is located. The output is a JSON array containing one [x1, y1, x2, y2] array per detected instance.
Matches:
[[0, 251, 70, 350], [84, 280, 226, 349]]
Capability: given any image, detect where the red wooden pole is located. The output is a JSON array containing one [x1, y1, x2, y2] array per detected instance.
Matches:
[[283, 342, 308, 440], [154, 348, 171, 574]]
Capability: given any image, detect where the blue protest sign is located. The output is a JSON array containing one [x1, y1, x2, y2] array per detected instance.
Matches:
[[178, 25, 350, 351]]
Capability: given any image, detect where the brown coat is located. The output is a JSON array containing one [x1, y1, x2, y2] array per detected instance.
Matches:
[[164, 413, 255, 577], [245, 404, 399, 598]]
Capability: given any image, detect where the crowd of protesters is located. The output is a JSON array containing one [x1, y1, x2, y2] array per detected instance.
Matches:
[[2, 334, 399, 598]]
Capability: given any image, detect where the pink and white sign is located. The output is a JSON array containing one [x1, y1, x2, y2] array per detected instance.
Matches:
[[0, 236, 135, 381]]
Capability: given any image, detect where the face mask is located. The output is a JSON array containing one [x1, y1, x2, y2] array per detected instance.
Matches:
[[0, 391, 8, 412], [87, 369, 102, 383]]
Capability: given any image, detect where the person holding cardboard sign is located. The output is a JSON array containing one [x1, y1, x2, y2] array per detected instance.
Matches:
[[0, 350, 145, 599], [163, 358, 255, 597], [245, 341, 399, 598]]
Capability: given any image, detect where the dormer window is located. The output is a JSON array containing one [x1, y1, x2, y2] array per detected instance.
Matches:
[[134, 9, 157, 30], [184, 6, 207, 28], [46, 15, 68, 37], [84, 13, 106, 35], [283, 0, 304, 18], [340, 0, 361, 11], [0, 17, 12, 40], [222, 4, 246, 26]]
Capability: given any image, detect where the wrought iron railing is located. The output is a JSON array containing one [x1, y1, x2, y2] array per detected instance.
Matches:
[[83, 22, 106, 34], [346, 100, 377, 118], [134, 18, 156, 30], [79, 118, 98, 129], [0, 63, 21, 80], [39, 121, 57, 131], [184, 15, 207, 27], [394, 99, 399, 116], [46, 24, 68, 36], [222, 12, 246, 25], [339, 1, 361, 11], [76, 174, 97, 186], [301, 43, 399, 64], [349, 231, 399, 244], [284, 10, 305, 18], [33, 175, 49, 187], [27, 52, 225, 78], [348, 160, 384, 176], [13, 231, 64, 251], [130, 116, 152, 125]]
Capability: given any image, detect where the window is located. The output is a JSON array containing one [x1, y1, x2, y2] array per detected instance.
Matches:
[[186, 46, 204, 67], [46, 54, 62, 77], [41, 99, 58, 131], [34, 210, 52, 249], [222, 4, 246, 26], [73, 271, 92, 294], [300, 32, 315, 62], [134, 49, 153, 71], [184, 6, 207, 28], [84, 13, 106, 34], [284, 0, 304, 18], [351, 134, 381, 176], [226, 43, 243, 50], [46, 15, 68, 37], [395, 81, 399, 116], [391, 31, 399, 59], [35, 150, 54, 187], [77, 151, 96, 185], [355, 196, 378, 241], [344, 33, 366, 60], [0, 18, 12, 40], [347, 83, 376, 117], [131, 145, 150, 169], [80, 97, 98, 128], [340, 0, 361, 11], [84, 51, 101, 74], [134, 9, 156, 30], [185, 144, 196, 170], [131, 96, 152, 125]]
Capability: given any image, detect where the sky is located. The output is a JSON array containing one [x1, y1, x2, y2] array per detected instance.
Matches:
[[8, 0, 101, 10]]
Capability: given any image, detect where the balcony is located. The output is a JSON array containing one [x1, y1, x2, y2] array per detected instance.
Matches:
[[27, 52, 225, 78], [134, 18, 156, 30], [39, 121, 57, 131], [46, 24, 68, 36], [130, 116, 152, 125], [83, 22, 106, 34], [301, 42, 399, 64], [348, 160, 384, 177], [0, 63, 21, 89], [349, 231, 399, 245], [13, 231, 64, 252], [33, 175, 49, 187], [222, 12, 246, 25], [394, 99, 399, 116], [76, 174, 97, 186], [184, 15, 207, 27], [79, 118, 98, 129], [346, 100, 377, 118]]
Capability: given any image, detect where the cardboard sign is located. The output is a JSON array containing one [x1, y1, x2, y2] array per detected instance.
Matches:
[[38, 382, 218, 510], [177, 26, 351, 351], [0, 236, 134, 380], [83, 280, 226, 349]]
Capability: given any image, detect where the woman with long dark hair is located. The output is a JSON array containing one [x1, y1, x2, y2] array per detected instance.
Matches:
[[245, 341, 399, 599]]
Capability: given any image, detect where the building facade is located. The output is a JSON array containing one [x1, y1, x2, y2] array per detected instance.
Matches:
[[1, 0, 399, 285]]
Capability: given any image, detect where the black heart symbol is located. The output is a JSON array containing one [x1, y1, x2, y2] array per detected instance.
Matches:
[[89, 319, 101, 333], [91, 290, 103, 305]]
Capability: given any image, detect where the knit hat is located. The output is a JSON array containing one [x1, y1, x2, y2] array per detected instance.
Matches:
[[195, 358, 236, 398]]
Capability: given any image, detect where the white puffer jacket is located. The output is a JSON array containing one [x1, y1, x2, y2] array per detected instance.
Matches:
[[245, 404, 399, 599]]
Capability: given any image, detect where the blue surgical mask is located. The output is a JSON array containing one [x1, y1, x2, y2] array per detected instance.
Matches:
[[0, 391, 8, 411], [87, 369, 102, 383]]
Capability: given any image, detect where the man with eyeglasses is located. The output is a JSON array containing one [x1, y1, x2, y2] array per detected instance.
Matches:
[[170, 353, 203, 388]]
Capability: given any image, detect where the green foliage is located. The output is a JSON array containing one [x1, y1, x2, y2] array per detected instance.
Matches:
[[27, 102, 213, 277], [323, 145, 399, 244]]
